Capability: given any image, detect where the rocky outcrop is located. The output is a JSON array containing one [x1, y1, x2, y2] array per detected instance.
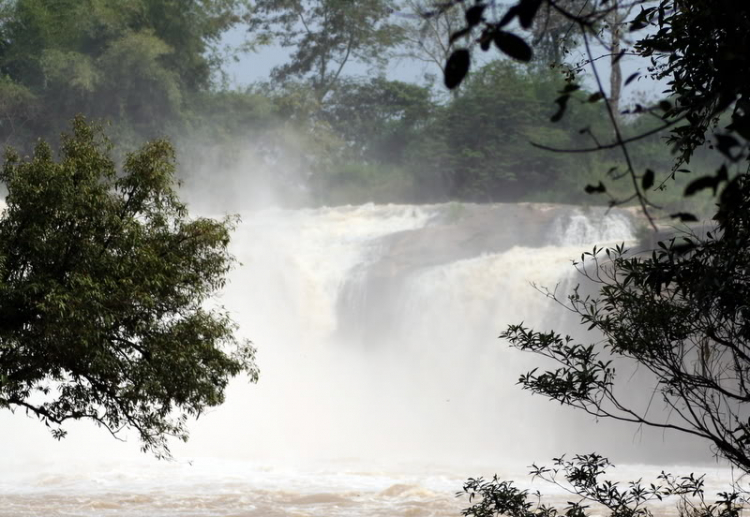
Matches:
[[336, 203, 635, 344]]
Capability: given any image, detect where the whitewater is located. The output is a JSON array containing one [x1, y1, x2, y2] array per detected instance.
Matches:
[[0, 202, 731, 516]]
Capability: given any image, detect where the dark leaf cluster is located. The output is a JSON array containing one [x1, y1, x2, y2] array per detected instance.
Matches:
[[460, 454, 744, 517]]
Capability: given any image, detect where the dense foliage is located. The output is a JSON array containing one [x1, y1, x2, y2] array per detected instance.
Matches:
[[0, 0, 250, 145], [0, 117, 258, 457], [0, 0, 699, 209]]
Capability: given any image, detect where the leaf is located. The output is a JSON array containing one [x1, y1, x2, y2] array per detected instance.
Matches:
[[684, 175, 716, 196], [465, 4, 486, 27], [715, 134, 741, 160], [646, 38, 673, 52], [551, 95, 569, 123], [517, 0, 543, 29], [493, 31, 532, 62], [444, 49, 471, 90], [497, 5, 519, 28], [450, 27, 472, 44], [624, 72, 640, 86], [585, 182, 607, 194], [727, 112, 750, 140], [642, 169, 655, 190], [588, 92, 604, 103], [670, 212, 698, 222]]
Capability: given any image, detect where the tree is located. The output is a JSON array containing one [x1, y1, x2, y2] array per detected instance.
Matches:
[[432, 0, 750, 222], [0, 117, 258, 458], [417, 0, 750, 505], [394, 0, 465, 83], [503, 174, 750, 471], [529, 0, 587, 66], [246, 0, 403, 102], [428, 60, 607, 201], [0, 0, 251, 143], [321, 76, 434, 163]]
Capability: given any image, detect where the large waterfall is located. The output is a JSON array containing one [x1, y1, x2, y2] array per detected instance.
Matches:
[[0, 203, 724, 516]]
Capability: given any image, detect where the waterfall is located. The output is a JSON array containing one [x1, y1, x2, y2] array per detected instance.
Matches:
[[0, 202, 720, 517]]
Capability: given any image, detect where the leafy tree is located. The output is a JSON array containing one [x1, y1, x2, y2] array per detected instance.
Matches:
[[246, 0, 403, 101], [503, 174, 750, 471], [0, 117, 258, 458], [321, 76, 434, 163], [411, 0, 750, 507], [429, 60, 603, 201], [528, 0, 577, 66], [394, 0, 465, 83], [0, 0, 250, 143], [429, 0, 750, 222]]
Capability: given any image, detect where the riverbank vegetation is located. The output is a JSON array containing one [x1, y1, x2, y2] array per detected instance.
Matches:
[[0, 0, 716, 216]]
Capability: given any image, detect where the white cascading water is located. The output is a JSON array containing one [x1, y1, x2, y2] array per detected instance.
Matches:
[[0, 203, 728, 516]]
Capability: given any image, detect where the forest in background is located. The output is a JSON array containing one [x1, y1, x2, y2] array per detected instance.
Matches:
[[0, 0, 716, 215]]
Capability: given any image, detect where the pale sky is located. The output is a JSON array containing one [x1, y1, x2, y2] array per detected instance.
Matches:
[[219, 20, 660, 104]]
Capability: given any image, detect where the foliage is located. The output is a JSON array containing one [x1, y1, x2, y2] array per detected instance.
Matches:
[[502, 174, 750, 471], [246, 0, 403, 101], [424, 0, 750, 223], [321, 77, 434, 163], [394, 0, 466, 81], [427, 60, 603, 201], [460, 454, 744, 517], [0, 117, 258, 458], [636, 1, 750, 171], [0, 0, 250, 144]]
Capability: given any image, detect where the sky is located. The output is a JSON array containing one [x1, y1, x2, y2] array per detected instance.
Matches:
[[219, 21, 660, 109], [219, 27, 428, 88]]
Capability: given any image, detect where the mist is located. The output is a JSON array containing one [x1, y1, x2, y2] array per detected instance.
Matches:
[[0, 1, 735, 516]]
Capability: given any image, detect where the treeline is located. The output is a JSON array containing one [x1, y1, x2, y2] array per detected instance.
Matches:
[[0, 0, 703, 210]]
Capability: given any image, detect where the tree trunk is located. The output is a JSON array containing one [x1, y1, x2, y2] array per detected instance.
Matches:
[[609, 4, 623, 115]]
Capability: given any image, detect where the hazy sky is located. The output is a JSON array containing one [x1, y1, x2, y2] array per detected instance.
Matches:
[[220, 18, 659, 105], [220, 26, 427, 88]]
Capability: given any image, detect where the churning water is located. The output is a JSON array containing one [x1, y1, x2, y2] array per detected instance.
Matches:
[[0, 203, 729, 516]]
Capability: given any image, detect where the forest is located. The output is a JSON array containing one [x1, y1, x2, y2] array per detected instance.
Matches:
[[0, 0, 714, 213]]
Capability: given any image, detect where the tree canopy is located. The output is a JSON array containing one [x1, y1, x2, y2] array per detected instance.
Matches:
[[0, 117, 257, 458], [0, 0, 250, 144], [246, 0, 403, 101], [445, 1, 750, 513]]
